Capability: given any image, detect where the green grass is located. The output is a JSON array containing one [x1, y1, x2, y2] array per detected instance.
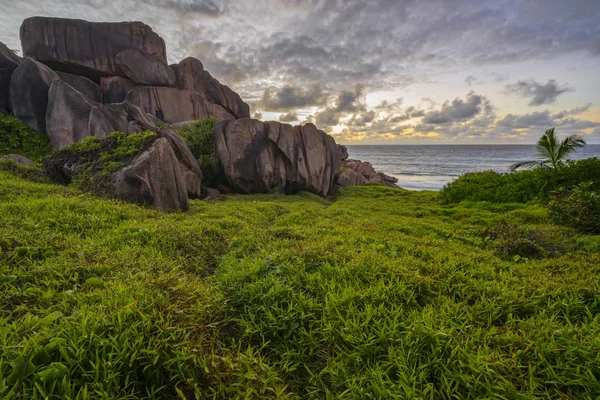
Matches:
[[1, 172, 599, 399]]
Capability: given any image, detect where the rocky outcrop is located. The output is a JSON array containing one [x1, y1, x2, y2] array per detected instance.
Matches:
[[337, 169, 367, 187], [9, 58, 58, 134], [0, 41, 22, 69], [1, 154, 33, 166], [56, 71, 102, 103], [125, 86, 210, 123], [115, 49, 175, 87], [101, 76, 138, 104], [115, 137, 189, 211], [45, 80, 113, 149], [215, 119, 342, 196], [337, 159, 399, 188], [174, 57, 249, 118], [20, 17, 167, 82]]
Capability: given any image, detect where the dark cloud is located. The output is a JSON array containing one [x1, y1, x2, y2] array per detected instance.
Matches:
[[314, 86, 367, 128], [146, 0, 228, 15], [422, 92, 492, 125], [279, 112, 299, 122], [261, 84, 327, 111], [505, 79, 574, 106]]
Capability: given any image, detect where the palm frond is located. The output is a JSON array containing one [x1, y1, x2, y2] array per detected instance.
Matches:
[[535, 128, 556, 161], [510, 160, 542, 171], [556, 134, 586, 161]]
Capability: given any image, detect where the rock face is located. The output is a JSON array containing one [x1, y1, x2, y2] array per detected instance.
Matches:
[[157, 127, 203, 199], [116, 49, 175, 87], [20, 17, 167, 82], [9, 58, 58, 134], [345, 160, 375, 178], [215, 119, 342, 196], [115, 137, 189, 211], [56, 71, 102, 103], [46, 80, 114, 149], [174, 57, 249, 118], [1, 154, 33, 166], [125, 86, 209, 123], [0, 41, 22, 113], [100, 76, 138, 104]]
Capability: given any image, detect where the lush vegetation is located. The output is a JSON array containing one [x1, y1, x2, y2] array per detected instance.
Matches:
[[0, 114, 52, 162], [1, 169, 599, 399], [43, 130, 156, 196], [441, 157, 600, 204], [175, 117, 223, 188]]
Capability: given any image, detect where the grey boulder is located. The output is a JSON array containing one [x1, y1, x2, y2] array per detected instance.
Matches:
[[215, 119, 342, 197], [56, 71, 102, 103], [115, 137, 189, 211], [344, 160, 375, 178], [1, 154, 33, 166], [337, 169, 367, 187], [157, 127, 203, 199], [9, 58, 58, 134], [20, 17, 167, 82], [174, 57, 249, 118], [45, 80, 114, 149], [116, 49, 175, 87]]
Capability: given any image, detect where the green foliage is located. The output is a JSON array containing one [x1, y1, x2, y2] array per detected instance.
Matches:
[[175, 117, 223, 187], [548, 181, 600, 233], [510, 127, 586, 171], [0, 114, 52, 162], [0, 158, 48, 183], [442, 158, 600, 204], [1, 171, 600, 398], [46, 130, 156, 195]]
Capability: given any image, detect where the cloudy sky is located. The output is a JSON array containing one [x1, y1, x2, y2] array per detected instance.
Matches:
[[1, 0, 600, 144]]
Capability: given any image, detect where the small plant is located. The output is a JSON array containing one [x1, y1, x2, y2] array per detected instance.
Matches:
[[0, 114, 52, 161], [175, 117, 223, 187], [548, 181, 600, 233]]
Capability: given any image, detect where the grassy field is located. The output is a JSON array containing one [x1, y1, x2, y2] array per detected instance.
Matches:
[[1, 169, 599, 399]]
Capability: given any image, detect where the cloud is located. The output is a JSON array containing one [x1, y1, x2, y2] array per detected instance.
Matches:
[[505, 79, 574, 106], [146, 0, 228, 15], [278, 112, 299, 122], [422, 92, 492, 124], [261, 84, 327, 111], [465, 76, 477, 86], [252, 111, 263, 120]]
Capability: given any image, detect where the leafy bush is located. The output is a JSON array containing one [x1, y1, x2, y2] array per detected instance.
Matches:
[[44, 131, 156, 195], [0, 114, 52, 161], [175, 117, 223, 187], [486, 220, 575, 259], [441, 158, 600, 204], [548, 181, 600, 233]]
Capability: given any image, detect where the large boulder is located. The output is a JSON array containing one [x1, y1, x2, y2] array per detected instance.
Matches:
[[100, 76, 138, 104], [115, 49, 175, 87], [369, 171, 399, 188], [45, 80, 114, 149], [157, 127, 203, 199], [0, 69, 12, 114], [20, 17, 167, 82], [344, 160, 375, 178], [125, 86, 209, 123], [56, 71, 102, 103], [174, 57, 249, 118], [9, 58, 58, 134], [215, 119, 342, 197], [115, 137, 189, 211], [337, 169, 367, 187], [0, 41, 22, 69]]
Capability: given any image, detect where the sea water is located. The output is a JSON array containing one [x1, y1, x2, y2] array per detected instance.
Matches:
[[346, 145, 600, 191]]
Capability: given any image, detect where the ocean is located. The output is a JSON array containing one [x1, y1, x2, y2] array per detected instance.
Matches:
[[346, 145, 600, 191]]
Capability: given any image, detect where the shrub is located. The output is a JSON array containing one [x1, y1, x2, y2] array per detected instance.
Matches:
[[175, 117, 223, 187], [548, 181, 600, 233], [441, 158, 600, 204], [486, 220, 575, 259], [0, 114, 52, 161]]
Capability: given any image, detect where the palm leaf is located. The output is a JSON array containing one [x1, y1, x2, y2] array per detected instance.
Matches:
[[556, 135, 586, 162], [510, 160, 542, 171]]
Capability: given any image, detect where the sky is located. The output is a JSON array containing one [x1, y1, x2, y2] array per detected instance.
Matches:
[[1, 0, 600, 144]]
